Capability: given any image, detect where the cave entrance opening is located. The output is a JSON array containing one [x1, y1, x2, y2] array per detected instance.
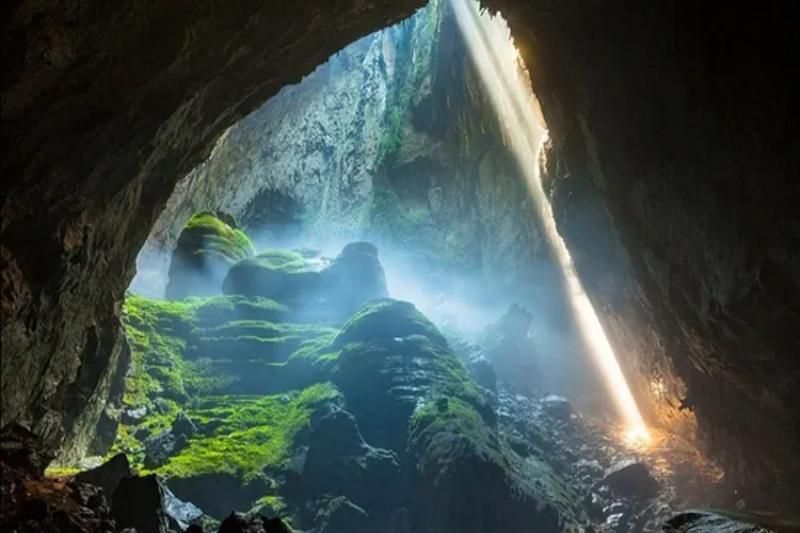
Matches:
[[71, 0, 719, 529]]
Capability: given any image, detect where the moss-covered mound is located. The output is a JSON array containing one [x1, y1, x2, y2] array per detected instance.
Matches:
[[165, 212, 255, 299], [110, 265, 580, 530], [333, 298, 447, 348], [333, 298, 580, 532], [223, 242, 387, 322]]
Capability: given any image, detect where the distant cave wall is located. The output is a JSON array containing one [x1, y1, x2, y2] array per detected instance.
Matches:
[[1, 0, 425, 460], [138, 1, 558, 307], [132, 3, 443, 297], [493, 0, 800, 509]]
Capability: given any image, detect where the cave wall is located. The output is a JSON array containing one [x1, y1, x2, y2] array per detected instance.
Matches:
[[492, 0, 800, 509], [136, 1, 555, 306], [3, 0, 799, 511], [1, 0, 425, 460], [132, 4, 442, 296]]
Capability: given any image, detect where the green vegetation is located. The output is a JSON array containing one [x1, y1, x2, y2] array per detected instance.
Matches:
[[153, 383, 339, 481], [334, 298, 447, 348], [248, 250, 308, 273], [193, 295, 288, 327], [408, 395, 502, 466], [114, 293, 339, 471], [182, 212, 255, 263]]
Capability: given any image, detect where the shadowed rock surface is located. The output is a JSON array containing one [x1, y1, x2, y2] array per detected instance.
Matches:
[[3, 0, 800, 523]]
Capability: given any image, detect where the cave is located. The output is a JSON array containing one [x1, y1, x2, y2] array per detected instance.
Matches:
[[2, 1, 799, 532]]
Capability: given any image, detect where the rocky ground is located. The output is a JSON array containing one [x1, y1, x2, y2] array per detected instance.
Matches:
[[0, 214, 785, 532]]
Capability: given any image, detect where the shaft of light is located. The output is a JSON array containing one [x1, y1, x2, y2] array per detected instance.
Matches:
[[449, 0, 649, 439]]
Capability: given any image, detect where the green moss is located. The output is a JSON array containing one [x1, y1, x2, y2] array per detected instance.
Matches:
[[122, 294, 200, 406], [44, 465, 81, 478], [248, 250, 308, 272], [183, 212, 255, 262], [189, 321, 338, 366], [152, 383, 340, 481], [408, 395, 502, 465], [334, 298, 447, 348], [194, 295, 289, 327]]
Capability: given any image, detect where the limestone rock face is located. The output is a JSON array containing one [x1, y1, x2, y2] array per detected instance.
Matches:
[[492, 0, 800, 508], [135, 2, 554, 306], [135, 9, 441, 294]]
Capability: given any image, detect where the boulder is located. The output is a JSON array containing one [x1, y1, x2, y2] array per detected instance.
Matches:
[[171, 412, 198, 438], [111, 474, 171, 533], [123, 405, 148, 424], [316, 497, 370, 533], [333, 298, 447, 349], [289, 403, 402, 517], [163, 485, 204, 531], [222, 242, 387, 321], [663, 511, 776, 532], [541, 394, 573, 421], [322, 242, 388, 317], [601, 460, 659, 499], [143, 431, 187, 469], [167, 473, 270, 521], [74, 453, 131, 500], [480, 303, 539, 395], [0, 425, 118, 532], [218, 512, 292, 533], [166, 212, 255, 299]]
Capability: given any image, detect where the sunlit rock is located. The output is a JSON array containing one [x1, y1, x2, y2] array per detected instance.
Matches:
[[165, 212, 255, 299]]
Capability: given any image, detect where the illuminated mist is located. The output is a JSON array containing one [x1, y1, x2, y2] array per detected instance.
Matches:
[[450, 0, 649, 439]]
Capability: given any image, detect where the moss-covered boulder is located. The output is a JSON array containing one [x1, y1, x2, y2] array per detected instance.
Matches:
[[111, 275, 581, 530], [333, 299, 486, 445], [165, 212, 255, 299], [222, 242, 387, 322], [333, 298, 581, 532]]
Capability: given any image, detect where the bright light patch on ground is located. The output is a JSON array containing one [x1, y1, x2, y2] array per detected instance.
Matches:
[[450, 0, 649, 439]]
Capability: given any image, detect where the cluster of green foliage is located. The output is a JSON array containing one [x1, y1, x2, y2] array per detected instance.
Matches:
[[182, 212, 255, 263], [153, 383, 340, 481]]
